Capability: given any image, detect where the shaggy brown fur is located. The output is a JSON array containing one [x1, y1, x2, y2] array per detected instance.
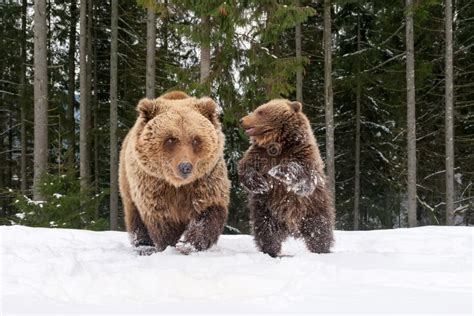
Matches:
[[119, 91, 230, 255], [238, 99, 335, 257]]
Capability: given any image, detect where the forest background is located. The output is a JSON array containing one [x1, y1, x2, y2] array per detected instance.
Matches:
[[0, 0, 472, 233]]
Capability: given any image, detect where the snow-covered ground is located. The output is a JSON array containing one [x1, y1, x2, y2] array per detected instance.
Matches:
[[1, 225, 472, 315]]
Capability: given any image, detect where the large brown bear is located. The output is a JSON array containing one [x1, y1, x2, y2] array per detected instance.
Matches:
[[238, 99, 335, 257], [119, 91, 230, 255]]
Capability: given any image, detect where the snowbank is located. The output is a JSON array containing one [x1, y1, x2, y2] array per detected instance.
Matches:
[[1, 225, 472, 314]]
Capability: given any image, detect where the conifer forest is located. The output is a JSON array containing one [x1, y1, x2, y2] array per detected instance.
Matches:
[[0, 0, 473, 232]]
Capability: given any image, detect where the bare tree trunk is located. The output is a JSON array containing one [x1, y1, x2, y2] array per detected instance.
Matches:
[[109, 0, 119, 231], [86, 0, 93, 139], [0, 115, 4, 216], [79, 0, 90, 190], [33, 0, 49, 200], [445, 0, 454, 225], [406, 0, 417, 227], [146, 5, 156, 99], [8, 111, 13, 191], [353, 11, 361, 231], [163, 0, 168, 52], [323, 0, 335, 209], [92, 2, 100, 218], [295, 0, 303, 103], [200, 14, 211, 93], [66, 0, 77, 170], [20, 0, 27, 194]]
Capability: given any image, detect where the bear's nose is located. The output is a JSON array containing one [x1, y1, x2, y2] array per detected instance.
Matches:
[[178, 162, 193, 177]]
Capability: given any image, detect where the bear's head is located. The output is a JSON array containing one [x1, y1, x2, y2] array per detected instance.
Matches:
[[133, 91, 224, 187], [240, 99, 310, 147]]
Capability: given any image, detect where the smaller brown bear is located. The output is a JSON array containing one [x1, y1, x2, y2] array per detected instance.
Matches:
[[239, 99, 335, 257], [119, 91, 230, 255]]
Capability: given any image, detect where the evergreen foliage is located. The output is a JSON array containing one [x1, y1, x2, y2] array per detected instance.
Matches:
[[9, 173, 107, 230], [0, 0, 472, 231]]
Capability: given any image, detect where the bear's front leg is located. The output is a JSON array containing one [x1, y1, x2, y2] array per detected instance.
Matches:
[[143, 219, 185, 255], [176, 205, 227, 255], [124, 201, 154, 250], [251, 200, 287, 257], [268, 162, 317, 196], [239, 169, 270, 194]]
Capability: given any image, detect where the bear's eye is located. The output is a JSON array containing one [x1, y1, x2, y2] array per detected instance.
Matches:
[[192, 137, 202, 149], [256, 109, 265, 116], [164, 137, 178, 147]]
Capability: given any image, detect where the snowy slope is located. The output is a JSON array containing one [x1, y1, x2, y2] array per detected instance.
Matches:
[[1, 225, 472, 315]]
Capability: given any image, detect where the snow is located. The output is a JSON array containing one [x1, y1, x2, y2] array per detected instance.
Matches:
[[1, 225, 472, 315], [268, 162, 318, 196]]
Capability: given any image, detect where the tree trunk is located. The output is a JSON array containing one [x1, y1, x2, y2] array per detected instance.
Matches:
[[163, 0, 168, 52], [0, 114, 4, 217], [33, 0, 49, 200], [8, 110, 13, 191], [66, 0, 77, 170], [323, 0, 335, 209], [20, 0, 27, 194], [79, 0, 90, 190], [295, 0, 303, 103], [109, 0, 119, 231], [92, 2, 100, 218], [353, 11, 361, 231], [146, 5, 156, 99], [406, 0, 417, 227], [86, 0, 93, 143], [200, 14, 211, 93], [445, 0, 454, 225]]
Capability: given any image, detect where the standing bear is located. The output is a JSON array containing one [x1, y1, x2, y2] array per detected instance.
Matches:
[[239, 99, 335, 257], [119, 91, 230, 255]]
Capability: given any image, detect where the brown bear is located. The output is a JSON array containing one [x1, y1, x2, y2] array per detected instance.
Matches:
[[238, 99, 335, 257], [119, 91, 230, 255]]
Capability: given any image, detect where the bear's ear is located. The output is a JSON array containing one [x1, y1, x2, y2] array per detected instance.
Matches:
[[195, 97, 219, 126], [290, 101, 302, 113], [136, 98, 159, 121]]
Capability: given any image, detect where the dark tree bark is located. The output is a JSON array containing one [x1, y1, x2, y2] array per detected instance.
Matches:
[[445, 0, 454, 225], [65, 0, 77, 170], [92, 1, 100, 218], [295, 0, 302, 103], [406, 0, 417, 227], [110, 0, 119, 231], [33, 0, 49, 200], [20, 0, 28, 194], [146, 5, 156, 99], [353, 10, 361, 230], [324, 0, 335, 210], [200, 14, 211, 93], [79, 0, 90, 191], [163, 0, 168, 52]]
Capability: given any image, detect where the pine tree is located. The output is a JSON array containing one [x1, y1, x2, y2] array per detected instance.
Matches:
[[406, 0, 417, 227], [79, 0, 90, 192], [20, 0, 27, 194], [200, 13, 211, 90], [295, 0, 303, 103], [110, 0, 119, 231], [324, 0, 336, 210], [33, 0, 48, 200], [143, 0, 157, 98], [65, 0, 77, 171], [444, 0, 454, 225], [353, 5, 362, 230]]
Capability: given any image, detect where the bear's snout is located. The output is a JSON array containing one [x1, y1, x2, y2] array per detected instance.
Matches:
[[178, 162, 193, 178]]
